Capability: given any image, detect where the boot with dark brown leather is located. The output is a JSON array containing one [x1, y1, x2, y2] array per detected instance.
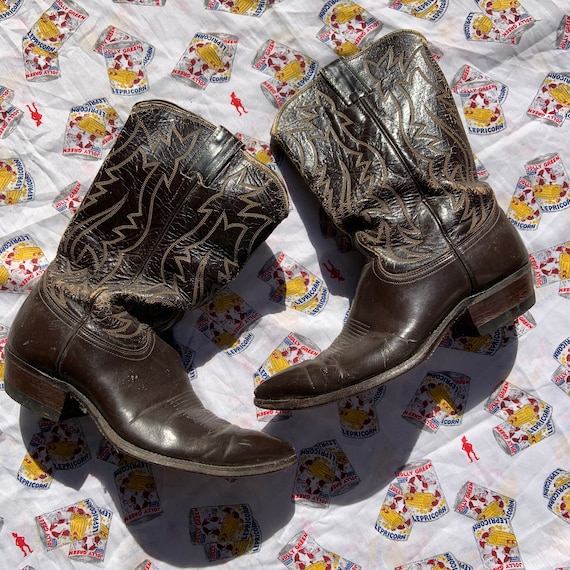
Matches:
[[254, 30, 535, 410], [4, 100, 296, 476]]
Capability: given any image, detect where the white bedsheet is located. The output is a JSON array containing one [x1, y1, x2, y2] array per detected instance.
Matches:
[[1, 1, 569, 568]]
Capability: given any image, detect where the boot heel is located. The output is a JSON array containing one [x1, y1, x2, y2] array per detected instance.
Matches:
[[4, 350, 84, 421], [454, 265, 536, 338]]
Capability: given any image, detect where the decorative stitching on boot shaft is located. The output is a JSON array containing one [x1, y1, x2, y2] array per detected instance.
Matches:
[[272, 30, 497, 283]]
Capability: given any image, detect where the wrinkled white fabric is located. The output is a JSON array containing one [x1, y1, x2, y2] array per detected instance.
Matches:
[[0, 1, 569, 569]]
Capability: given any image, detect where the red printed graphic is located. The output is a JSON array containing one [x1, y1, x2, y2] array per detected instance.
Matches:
[[323, 259, 345, 281], [461, 435, 480, 462], [26, 102, 43, 126], [12, 532, 33, 556], [230, 91, 247, 116]]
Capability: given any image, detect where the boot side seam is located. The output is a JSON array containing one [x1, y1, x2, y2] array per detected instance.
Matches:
[[453, 200, 501, 254], [40, 283, 156, 363], [355, 95, 478, 290], [58, 323, 156, 365], [191, 126, 245, 186], [37, 281, 92, 378]]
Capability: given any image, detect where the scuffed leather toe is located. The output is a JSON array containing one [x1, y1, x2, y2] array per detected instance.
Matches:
[[254, 362, 319, 408], [216, 426, 297, 473]]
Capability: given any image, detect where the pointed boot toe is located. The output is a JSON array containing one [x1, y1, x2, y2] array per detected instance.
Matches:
[[127, 409, 297, 476], [254, 362, 320, 408], [5, 284, 296, 477], [193, 425, 297, 475]]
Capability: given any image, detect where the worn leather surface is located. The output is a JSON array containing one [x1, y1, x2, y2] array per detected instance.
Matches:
[[5, 100, 295, 475], [254, 30, 534, 409], [50, 100, 289, 339], [271, 30, 511, 282], [43, 99, 290, 353]]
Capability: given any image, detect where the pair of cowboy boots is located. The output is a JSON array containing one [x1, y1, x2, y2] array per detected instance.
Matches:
[[5, 30, 534, 475]]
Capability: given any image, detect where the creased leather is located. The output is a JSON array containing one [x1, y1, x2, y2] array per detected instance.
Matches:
[[272, 30, 498, 281], [6, 100, 295, 475], [254, 30, 534, 409], [48, 100, 289, 350]]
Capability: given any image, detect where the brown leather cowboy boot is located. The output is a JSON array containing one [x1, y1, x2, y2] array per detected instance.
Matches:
[[254, 30, 535, 410], [5, 100, 296, 476]]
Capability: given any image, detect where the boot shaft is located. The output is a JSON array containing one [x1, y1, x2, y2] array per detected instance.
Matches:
[[272, 30, 500, 280], [51, 100, 289, 310]]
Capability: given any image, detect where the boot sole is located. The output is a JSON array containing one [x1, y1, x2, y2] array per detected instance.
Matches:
[[254, 263, 536, 409], [4, 349, 296, 477]]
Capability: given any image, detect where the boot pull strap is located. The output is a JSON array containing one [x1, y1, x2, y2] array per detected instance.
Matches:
[[320, 57, 369, 106], [191, 126, 244, 185]]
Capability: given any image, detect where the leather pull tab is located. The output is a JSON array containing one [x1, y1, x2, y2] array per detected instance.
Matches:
[[192, 126, 244, 185], [320, 57, 368, 106]]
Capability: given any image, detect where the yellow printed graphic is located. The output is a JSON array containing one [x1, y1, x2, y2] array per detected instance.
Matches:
[[231, 0, 256, 15], [280, 275, 307, 298], [550, 84, 570, 107], [196, 43, 224, 71], [212, 292, 241, 313], [427, 384, 455, 414], [509, 197, 534, 220], [507, 404, 537, 427], [70, 512, 89, 541], [463, 106, 495, 126], [4, 190, 26, 205], [211, 331, 239, 350], [46, 440, 77, 460], [472, 14, 494, 34], [100, 523, 110, 540], [465, 335, 492, 353], [0, 265, 9, 284], [338, 406, 369, 429], [307, 562, 327, 570], [255, 149, 272, 164], [102, 106, 119, 122], [231, 537, 254, 556], [29, 41, 53, 58], [379, 505, 406, 530], [490, 0, 520, 10], [404, 492, 436, 512], [533, 184, 562, 204], [275, 60, 305, 84], [219, 513, 245, 542], [332, 3, 364, 24], [21, 454, 49, 479], [0, 3, 9, 14], [76, 115, 107, 138], [478, 501, 504, 520], [554, 475, 570, 491], [335, 41, 359, 57], [267, 349, 290, 375], [12, 244, 43, 261], [107, 68, 138, 88], [0, 166, 17, 192], [36, 13, 60, 41], [529, 430, 545, 445], [486, 526, 517, 548], [307, 456, 336, 483], [125, 472, 157, 492]]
